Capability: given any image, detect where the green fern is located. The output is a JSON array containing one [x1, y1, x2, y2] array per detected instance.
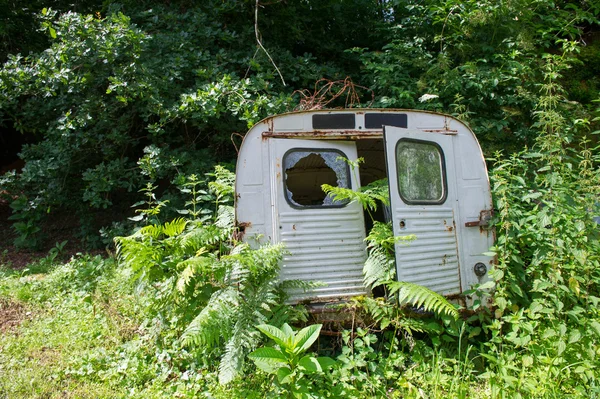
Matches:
[[387, 280, 458, 319], [178, 243, 292, 385], [363, 247, 394, 290], [208, 165, 235, 203], [363, 221, 415, 289], [181, 287, 239, 348], [215, 205, 234, 229], [322, 178, 389, 214]]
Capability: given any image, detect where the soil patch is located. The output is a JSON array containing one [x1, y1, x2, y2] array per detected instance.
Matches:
[[0, 199, 107, 269], [0, 298, 30, 334]]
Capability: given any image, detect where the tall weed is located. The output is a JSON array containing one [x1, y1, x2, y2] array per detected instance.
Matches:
[[485, 47, 600, 397]]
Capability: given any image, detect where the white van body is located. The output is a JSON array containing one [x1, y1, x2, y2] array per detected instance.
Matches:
[[235, 109, 493, 302]]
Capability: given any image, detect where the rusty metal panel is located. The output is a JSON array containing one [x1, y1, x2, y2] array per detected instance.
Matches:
[[394, 207, 461, 294], [270, 138, 368, 302], [385, 127, 463, 296], [235, 109, 494, 302], [279, 207, 367, 300]]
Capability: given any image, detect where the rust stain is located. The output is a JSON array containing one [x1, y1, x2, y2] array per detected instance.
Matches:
[[262, 130, 382, 140], [422, 128, 458, 134], [233, 221, 251, 241]]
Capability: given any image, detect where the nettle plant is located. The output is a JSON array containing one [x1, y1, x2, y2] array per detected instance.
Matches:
[[484, 48, 600, 396], [249, 323, 336, 398], [115, 166, 300, 384]]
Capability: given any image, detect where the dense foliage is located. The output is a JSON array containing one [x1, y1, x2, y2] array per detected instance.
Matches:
[[1, 1, 600, 398], [1, 0, 599, 247]]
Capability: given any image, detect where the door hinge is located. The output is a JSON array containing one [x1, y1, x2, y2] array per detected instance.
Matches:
[[465, 209, 493, 227]]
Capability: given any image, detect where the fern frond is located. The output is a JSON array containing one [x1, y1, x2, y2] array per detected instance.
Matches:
[[208, 165, 235, 201], [181, 287, 238, 348], [180, 224, 230, 253], [215, 205, 235, 230], [138, 223, 163, 239], [365, 221, 415, 252], [175, 256, 217, 292], [322, 184, 377, 210], [387, 281, 459, 319], [114, 235, 161, 280], [361, 178, 390, 207], [395, 317, 435, 334], [322, 178, 390, 212], [218, 334, 245, 384], [218, 273, 279, 384], [162, 217, 187, 237], [363, 247, 395, 289]]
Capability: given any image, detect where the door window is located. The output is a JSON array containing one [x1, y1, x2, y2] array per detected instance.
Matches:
[[395, 139, 447, 204], [283, 149, 351, 208]]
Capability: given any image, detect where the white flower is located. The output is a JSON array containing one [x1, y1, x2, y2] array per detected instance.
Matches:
[[418, 94, 439, 103]]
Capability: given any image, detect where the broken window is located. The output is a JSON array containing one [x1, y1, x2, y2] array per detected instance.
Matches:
[[283, 149, 350, 207], [396, 139, 446, 204]]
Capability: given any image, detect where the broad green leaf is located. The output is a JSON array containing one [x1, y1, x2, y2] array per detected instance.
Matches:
[[316, 356, 337, 370], [589, 321, 600, 336], [248, 347, 288, 373], [478, 281, 495, 290], [568, 329, 581, 344], [293, 324, 322, 353], [298, 355, 321, 373], [281, 323, 294, 338], [256, 324, 291, 349], [277, 367, 293, 384], [556, 340, 566, 355]]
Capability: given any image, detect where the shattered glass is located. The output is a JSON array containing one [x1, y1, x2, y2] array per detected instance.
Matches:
[[283, 150, 350, 207]]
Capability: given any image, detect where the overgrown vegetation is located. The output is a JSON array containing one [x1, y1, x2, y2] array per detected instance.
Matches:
[[1, 0, 598, 247], [1, 1, 600, 398]]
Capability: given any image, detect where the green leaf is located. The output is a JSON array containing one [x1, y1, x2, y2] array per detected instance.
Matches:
[[256, 324, 290, 349], [388, 281, 459, 319], [277, 367, 293, 384], [293, 324, 322, 354], [248, 347, 288, 373], [568, 329, 581, 344], [298, 355, 321, 373], [478, 281, 496, 290], [589, 321, 600, 336], [316, 356, 336, 370], [556, 340, 566, 355]]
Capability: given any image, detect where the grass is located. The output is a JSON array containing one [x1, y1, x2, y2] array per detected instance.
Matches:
[[0, 254, 596, 398], [0, 257, 131, 398]]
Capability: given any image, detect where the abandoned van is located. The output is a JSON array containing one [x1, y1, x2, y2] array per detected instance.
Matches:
[[235, 109, 493, 302]]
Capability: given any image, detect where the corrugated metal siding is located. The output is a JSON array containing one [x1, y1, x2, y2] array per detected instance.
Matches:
[[279, 207, 367, 301], [395, 207, 461, 295]]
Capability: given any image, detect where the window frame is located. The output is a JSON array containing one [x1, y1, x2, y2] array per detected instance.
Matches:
[[394, 138, 448, 205], [282, 147, 352, 210]]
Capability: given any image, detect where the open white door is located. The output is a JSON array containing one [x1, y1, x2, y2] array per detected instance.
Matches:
[[384, 127, 462, 295], [269, 139, 367, 301]]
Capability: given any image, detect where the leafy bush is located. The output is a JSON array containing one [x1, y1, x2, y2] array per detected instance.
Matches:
[[484, 52, 600, 396], [115, 166, 302, 385]]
